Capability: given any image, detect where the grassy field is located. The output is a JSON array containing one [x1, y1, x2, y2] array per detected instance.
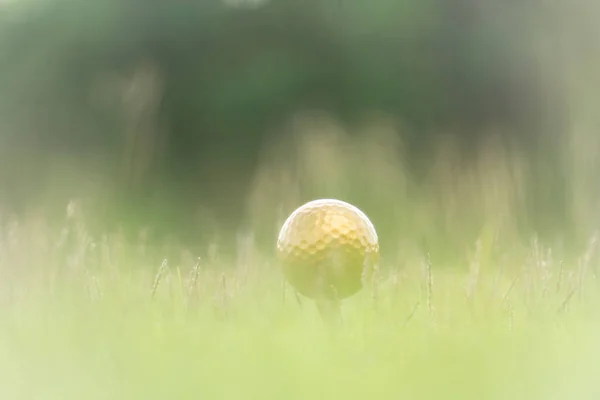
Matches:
[[1, 213, 600, 400], [2, 85, 600, 398], [2, 111, 600, 399]]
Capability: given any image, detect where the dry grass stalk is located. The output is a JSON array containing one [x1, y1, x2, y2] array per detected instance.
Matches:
[[151, 259, 168, 300], [401, 301, 420, 330], [501, 275, 519, 305], [557, 287, 577, 314], [186, 257, 201, 303], [556, 259, 564, 294]]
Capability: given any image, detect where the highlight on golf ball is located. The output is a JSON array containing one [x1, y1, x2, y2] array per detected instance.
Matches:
[[276, 198, 379, 300]]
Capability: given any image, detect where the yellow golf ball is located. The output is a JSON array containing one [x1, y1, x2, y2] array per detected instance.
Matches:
[[276, 199, 379, 300]]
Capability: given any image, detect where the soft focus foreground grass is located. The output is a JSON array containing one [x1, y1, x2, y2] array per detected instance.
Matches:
[[1, 233, 600, 400]]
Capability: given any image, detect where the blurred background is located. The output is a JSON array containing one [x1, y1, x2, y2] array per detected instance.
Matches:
[[0, 0, 599, 268]]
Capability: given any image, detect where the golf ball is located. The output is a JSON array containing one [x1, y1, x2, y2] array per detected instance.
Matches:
[[276, 199, 379, 300]]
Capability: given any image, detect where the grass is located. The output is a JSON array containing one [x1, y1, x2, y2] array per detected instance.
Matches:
[[2, 86, 600, 398], [1, 214, 600, 400]]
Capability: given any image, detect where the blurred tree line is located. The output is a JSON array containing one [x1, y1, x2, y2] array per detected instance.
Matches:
[[0, 0, 593, 259]]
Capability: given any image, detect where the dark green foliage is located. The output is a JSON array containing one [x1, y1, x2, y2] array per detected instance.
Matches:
[[0, 0, 569, 253]]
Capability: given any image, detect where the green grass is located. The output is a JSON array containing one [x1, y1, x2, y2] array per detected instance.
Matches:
[[1, 224, 600, 400], [2, 102, 600, 398]]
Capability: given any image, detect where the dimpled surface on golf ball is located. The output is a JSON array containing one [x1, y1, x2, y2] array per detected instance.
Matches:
[[277, 199, 379, 300]]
